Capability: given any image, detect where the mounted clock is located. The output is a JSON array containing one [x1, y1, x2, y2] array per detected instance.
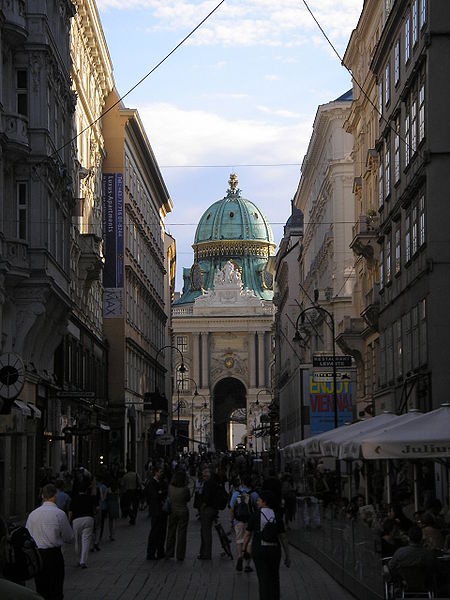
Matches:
[[0, 353, 25, 400]]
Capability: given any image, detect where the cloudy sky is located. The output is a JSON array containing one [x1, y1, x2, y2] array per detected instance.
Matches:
[[97, 0, 363, 291]]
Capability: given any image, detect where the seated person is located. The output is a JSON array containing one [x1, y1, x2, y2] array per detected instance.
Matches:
[[421, 513, 444, 551], [388, 526, 436, 588], [380, 518, 405, 558]]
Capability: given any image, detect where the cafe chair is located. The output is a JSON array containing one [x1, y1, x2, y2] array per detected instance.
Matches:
[[396, 566, 435, 598]]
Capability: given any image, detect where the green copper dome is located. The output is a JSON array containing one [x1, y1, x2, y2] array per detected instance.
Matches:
[[175, 174, 275, 304], [194, 187, 274, 246]]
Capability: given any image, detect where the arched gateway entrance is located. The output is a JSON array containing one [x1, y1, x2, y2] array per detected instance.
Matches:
[[213, 378, 246, 451]]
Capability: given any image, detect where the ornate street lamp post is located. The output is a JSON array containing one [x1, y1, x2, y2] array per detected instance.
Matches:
[[175, 376, 198, 451], [293, 306, 338, 431]]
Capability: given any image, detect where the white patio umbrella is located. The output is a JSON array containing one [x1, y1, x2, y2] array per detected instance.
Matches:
[[320, 412, 399, 458], [340, 410, 423, 460], [338, 410, 424, 504], [360, 404, 450, 460], [360, 405, 450, 509]]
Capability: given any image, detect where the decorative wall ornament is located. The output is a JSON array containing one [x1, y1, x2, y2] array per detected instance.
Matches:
[[195, 261, 263, 307]]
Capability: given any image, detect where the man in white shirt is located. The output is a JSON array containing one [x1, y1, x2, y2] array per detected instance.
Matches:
[[26, 483, 73, 600]]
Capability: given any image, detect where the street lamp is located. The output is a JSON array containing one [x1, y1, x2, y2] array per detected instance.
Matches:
[[155, 344, 186, 383], [175, 376, 198, 451], [293, 305, 338, 431], [199, 399, 209, 448]]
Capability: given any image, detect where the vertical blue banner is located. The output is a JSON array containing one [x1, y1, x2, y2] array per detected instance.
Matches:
[[102, 174, 116, 287], [115, 173, 124, 288]]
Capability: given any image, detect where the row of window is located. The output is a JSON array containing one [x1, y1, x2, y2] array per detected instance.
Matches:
[[125, 211, 164, 298], [124, 154, 163, 253], [378, 0, 426, 116], [378, 73, 425, 206], [379, 194, 425, 288], [125, 273, 165, 349], [126, 345, 154, 398], [379, 299, 427, 386], [64, 338, 106, 398]]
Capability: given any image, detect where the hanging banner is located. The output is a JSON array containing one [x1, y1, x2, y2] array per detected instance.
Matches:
[[309, 376, 353, 434], [102, 173, 124, 317]]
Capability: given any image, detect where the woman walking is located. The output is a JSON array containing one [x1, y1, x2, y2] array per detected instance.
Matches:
[[165, 470, 191, 561], [244, 490, 291, 600]]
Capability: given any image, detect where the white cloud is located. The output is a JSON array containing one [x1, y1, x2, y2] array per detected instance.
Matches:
[[97, 0, 364, 49], [264, 74, 279, 81], [138, 101, 311, 167], [256, 105, 302, 119]]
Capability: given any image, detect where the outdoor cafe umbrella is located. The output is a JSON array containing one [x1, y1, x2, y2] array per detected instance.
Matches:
[[360, 404, 450, 460], [360, 405, 450, 509], [340, 410, 423, 460], [320, 411, 400, 458]]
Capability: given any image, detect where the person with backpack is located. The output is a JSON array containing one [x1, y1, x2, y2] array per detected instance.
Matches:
[[229, 475, 258, 572], [25, 483, 74, 600], [244, 489, 291, 600]]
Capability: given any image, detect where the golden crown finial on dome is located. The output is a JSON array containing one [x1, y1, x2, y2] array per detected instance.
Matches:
[[228, 173, 238, 194]]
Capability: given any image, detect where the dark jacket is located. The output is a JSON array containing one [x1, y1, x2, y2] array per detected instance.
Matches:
[[71, 493, 96, 519], [147, 477, 167, 517], [201, 476, 219, 510]]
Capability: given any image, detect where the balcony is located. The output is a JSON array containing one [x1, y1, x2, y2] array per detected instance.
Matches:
[[349, 214, 379, 260], [2, 0, 27, 46], [1, 113, 30, 156], [0, 237, 30, 281], [335, 315, 366, 361], [361, 283, 380, 332]]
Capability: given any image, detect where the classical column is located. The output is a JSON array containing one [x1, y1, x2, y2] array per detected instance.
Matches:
[[201, 332, 209, 388], [257, 331, 265, 388], [248, 331, 256, 388], [192, 332, 200, 386]]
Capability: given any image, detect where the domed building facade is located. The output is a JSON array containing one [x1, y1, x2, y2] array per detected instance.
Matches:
[[171, 175, 276, 452]]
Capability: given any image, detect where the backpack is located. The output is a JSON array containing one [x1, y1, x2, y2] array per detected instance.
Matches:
[[213, 483, 229, 511], [0, 521, 43, 581], [260, 511, 279, 544], [234, 490, 253, 522]]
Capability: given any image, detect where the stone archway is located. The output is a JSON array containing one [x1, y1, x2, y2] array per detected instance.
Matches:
[[213, 378, 246, 451]]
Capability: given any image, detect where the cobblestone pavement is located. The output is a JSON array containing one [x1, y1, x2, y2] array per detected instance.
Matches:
[[29, 509, 355, 600]]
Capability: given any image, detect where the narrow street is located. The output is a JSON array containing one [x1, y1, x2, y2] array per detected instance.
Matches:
[[30, 508, 355, 600]]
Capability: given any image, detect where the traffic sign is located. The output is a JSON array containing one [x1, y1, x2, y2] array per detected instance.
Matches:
[[155, 433, 174, 446], [313, 355, 352, 368]]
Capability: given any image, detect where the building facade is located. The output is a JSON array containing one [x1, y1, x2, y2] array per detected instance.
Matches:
[[101, 88, 172, 471], [369, 0, 449, 414], [277, 92, 357, 452], [172, 175, 275, 453], [341, 0, 384, 420], [271, 202, 304, 450], [48, 0, 115, 476], [0, 0, 76, 517]]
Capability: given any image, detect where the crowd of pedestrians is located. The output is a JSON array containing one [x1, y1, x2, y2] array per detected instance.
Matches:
[[0, 451, 294, 600]]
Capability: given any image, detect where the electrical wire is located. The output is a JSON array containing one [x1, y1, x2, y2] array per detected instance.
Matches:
[[302, 0, 425, 164], [47, 0, 227, 160]]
